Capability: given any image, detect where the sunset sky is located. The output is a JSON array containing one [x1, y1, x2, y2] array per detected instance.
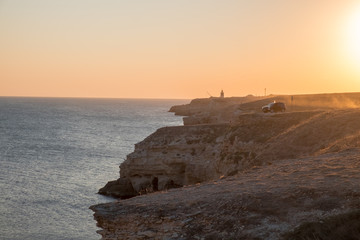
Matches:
[[1, 0, 360, 99]]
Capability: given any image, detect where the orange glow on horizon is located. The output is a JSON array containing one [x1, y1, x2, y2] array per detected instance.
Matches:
[[1, 1, 360, 99]]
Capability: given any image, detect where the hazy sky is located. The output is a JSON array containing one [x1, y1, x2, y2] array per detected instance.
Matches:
[[1, 0, 360, 99]]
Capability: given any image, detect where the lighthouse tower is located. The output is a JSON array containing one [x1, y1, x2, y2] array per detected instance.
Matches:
[[220, 90, 224, 98]]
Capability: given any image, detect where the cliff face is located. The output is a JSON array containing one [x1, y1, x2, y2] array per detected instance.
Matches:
[[100, 107, 360, 199], [118, 111, 323, 193], [93, 93, 360, 239], [98, 97, 266, 197], [120, 125, 225, 192], [91, 149, 360, 239]]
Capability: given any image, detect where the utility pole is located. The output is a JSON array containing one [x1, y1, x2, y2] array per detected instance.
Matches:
[[264, 88, 266, 96]]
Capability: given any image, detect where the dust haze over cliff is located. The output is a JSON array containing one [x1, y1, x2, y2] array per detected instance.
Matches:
[[283, 93, 360, 109], [92, 92, 360, 240]]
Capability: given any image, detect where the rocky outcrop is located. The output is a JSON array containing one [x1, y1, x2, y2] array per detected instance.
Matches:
[[98, 108, 360, 199], [91, 148, 360, 239], [94, 93, 360, 239], [98, 178, 137, 199]]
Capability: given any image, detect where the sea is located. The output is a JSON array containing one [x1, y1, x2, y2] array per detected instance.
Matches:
[[0, 97, 187, 240]]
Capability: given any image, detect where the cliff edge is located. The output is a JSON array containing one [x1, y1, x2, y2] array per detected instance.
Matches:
[[92, 93, 360, 239]]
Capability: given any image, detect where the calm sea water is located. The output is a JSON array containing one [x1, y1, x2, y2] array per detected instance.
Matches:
[[0, 97, 187, 240]]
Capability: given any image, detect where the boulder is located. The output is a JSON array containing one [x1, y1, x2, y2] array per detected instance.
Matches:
[[98, 178, 137, 199]]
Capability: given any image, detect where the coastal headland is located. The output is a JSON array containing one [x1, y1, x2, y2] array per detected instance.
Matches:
[[91, 92, 360, 239]]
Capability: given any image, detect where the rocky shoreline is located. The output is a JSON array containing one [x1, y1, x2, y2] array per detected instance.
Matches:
[[91, 93, 360, 239], [90, 149, 360, 239]]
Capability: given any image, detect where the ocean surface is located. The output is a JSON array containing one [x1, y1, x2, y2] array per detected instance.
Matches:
[[0, 97, 187, 240]]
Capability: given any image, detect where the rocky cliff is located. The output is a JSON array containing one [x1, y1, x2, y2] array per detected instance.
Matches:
[[92, 93, 360, 239], [99, 109, 360, 199], [91, 149, 360, 239]]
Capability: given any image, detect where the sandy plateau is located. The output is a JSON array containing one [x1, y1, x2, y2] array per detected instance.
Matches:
[[91, 93, 360, 240]]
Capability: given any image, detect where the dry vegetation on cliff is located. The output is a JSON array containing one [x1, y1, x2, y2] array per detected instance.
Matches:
[[92, 93, 360, 240]]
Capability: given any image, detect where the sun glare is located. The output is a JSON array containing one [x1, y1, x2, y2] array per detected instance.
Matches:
[[345, 6, 360, 63]]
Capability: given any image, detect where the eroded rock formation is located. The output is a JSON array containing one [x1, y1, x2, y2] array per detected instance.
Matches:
[[91, 149, 360, 239], [94, 93, 360, 239], [99, 98, 360, 199]]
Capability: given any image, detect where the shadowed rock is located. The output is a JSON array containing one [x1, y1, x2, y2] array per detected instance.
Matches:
[[98, 178, 137, 199]]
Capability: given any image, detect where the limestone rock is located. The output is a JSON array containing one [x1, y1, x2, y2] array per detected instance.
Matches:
[[91, 149, 360, 239], [99, 108, 360, 200], [98, 178, 137, 199], [94, 93, 360, 239]]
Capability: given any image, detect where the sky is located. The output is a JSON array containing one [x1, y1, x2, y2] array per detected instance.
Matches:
[[1, 0, 360, 99]]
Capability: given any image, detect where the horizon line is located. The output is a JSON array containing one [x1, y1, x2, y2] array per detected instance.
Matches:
[[1, 91, 360, 100], [0, 95, 192, 101]]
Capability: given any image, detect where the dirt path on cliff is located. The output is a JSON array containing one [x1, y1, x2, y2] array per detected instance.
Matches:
[[91, 148, 360, 240]]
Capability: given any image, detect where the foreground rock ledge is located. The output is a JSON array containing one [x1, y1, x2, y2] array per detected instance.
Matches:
[[90, 149, 360, 239]]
